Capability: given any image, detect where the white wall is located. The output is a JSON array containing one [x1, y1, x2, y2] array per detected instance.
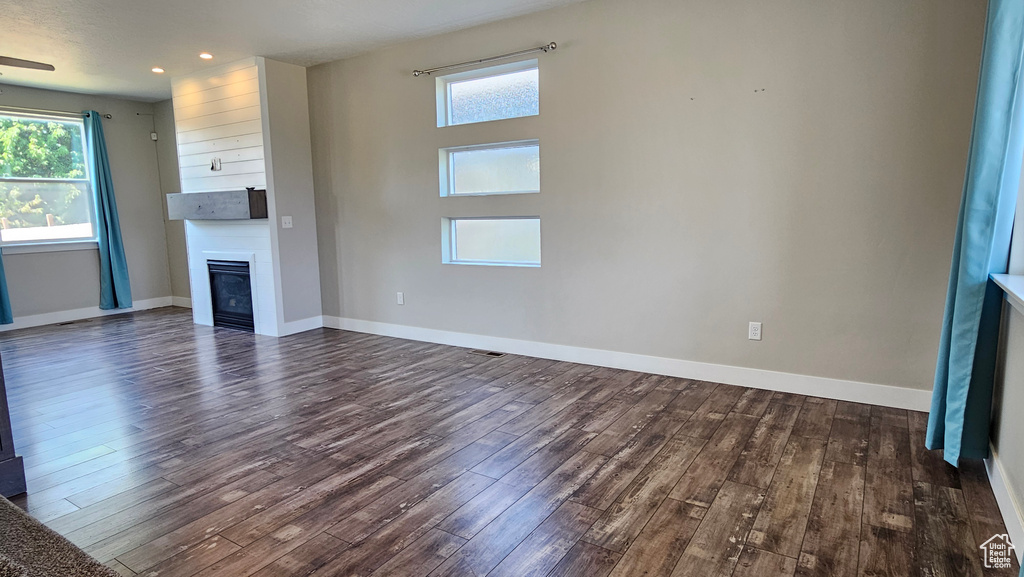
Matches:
[[307, 0, 985, 393], [0, 84, 172, 317]]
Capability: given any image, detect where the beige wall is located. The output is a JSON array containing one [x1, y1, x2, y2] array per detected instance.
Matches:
[[0, 84, 172, 315], [153, 100, 191, 300], [307, 0, 986, 391], [260, 58, 322, 324]]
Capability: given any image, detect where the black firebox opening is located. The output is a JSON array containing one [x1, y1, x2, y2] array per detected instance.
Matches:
[[208, 260, 254, 332]]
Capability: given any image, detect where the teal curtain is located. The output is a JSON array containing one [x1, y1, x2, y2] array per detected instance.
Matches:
[[927, 0, 1024, 466], [0, 254, 12, 325], [82, 111, 132, 310]]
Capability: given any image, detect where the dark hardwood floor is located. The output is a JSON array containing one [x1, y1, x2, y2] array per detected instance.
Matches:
[[0, 307, 1016, 577]]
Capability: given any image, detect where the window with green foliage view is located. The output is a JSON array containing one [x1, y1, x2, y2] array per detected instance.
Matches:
[[0, 112, 96, 245]]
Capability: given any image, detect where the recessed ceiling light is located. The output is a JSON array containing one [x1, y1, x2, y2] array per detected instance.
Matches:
[[151, 67, 165, 73], [199, 53, 213, 60]]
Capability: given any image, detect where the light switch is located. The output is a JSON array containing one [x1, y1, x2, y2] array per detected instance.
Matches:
[[281, 216, 293, 229]]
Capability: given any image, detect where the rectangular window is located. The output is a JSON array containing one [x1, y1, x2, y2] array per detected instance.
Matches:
[[440, 140, 540, 197], [0, 112, 96, 246], [436, 60, 539, 127], [443, 217, 541, 266]]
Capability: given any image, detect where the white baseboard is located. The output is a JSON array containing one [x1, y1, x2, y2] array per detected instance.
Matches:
[[986, 444, 1024, 564], [276, 315, 324, 337], [171, 296, 192, 308], [0, 297, 174, 332], [322, 316, 932, 411]]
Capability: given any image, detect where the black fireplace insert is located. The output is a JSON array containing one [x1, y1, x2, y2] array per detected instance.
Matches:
[[208, 260, 254, 332]]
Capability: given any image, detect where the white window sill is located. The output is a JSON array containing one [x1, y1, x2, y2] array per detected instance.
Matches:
[[2, 241, 99, 255]]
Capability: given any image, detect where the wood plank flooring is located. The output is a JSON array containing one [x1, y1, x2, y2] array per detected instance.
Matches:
[[1, 307, 1016, 577]]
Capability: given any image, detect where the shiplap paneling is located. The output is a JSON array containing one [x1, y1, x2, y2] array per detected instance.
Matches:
[[179, 145, 265, 168], [177, 133, 264, 157], [171, 61, 258, 97], [179, 158, 267, 180], [174, 92, 262, 121], [176, 119, 263, 146], [172, 59, 265, 194], [181, 173, 266, 192], [174, 105, 261, 133]]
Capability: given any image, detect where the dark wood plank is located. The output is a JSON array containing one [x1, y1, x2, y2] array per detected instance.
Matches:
[[748, 436, 827, 557], [858, 524, 914, 577], [824, 401, 871, 466], [488, 500, 602, 577], [367, 529, 465, 577], [908, 411, 961, 489], [668, 412, 760, 507], [670, 481, 765, 577], [795, 461, 864, 577], [733, 547, 796, 577], [607, 498, 705, 577], [582, 435, 706, 552], [863, 405, 913, 532], [428, 451, 607, 577], [547, 541, 621, 577], [728, 401, 800, 488], [913, 481, 983, 577], [791, 397, 837, 441]]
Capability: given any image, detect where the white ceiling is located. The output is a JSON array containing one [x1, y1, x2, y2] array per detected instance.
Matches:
[[0, 0, 584, 102]]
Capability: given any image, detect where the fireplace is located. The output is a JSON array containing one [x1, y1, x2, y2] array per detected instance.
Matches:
[[207, 260, 254, 332]]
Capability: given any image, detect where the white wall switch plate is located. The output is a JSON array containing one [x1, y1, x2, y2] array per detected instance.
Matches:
[[749, 322, 762, 341], [281, 216, 293, 229], [396, 292, 405, 305]]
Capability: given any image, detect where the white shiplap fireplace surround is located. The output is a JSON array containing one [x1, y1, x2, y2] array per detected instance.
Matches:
[[171, 57, 322, 337]]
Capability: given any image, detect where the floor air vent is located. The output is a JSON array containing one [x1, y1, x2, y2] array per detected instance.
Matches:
[[469, 350, 506, 358]]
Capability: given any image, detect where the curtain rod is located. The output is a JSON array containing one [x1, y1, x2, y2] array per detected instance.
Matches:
[[413, 42, 557, 77], [0, 105, 111, 119]]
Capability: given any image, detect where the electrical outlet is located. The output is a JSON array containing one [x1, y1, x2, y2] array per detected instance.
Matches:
[[281, 216, 293, 229], [748, 322, 762, 341], [396, 292, 405, 305]]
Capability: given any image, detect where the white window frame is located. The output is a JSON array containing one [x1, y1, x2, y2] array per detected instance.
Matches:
[[441, 216, 542, 268], [435, 59, 539, 128], [0, 111, 98, 250], [439, 139, 540, 197]]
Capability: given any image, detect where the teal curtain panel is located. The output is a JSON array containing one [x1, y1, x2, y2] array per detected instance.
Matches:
[[927, 0, 1024, 466], [0, 255, 13, 325], [82, 111, 132, 310]]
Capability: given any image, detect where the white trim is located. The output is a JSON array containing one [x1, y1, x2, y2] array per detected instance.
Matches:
[[2, 241, 98, 255], [274, 315, 324, 337], [321, 316, 932, 411], [986, 443, 1024, 565], [0, 297, 173, 332], [171, 296, 192, 308], [992, 274, 1024, 317]]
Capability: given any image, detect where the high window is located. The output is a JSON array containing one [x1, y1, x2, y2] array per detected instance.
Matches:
[[443, 217, 541, 267], [439, 140, 540, 197], [436, 60, 539, 127], [0, 112, 96, 246]]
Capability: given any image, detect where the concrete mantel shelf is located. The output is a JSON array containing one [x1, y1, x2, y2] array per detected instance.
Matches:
[[166, 189, 268, 221]]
